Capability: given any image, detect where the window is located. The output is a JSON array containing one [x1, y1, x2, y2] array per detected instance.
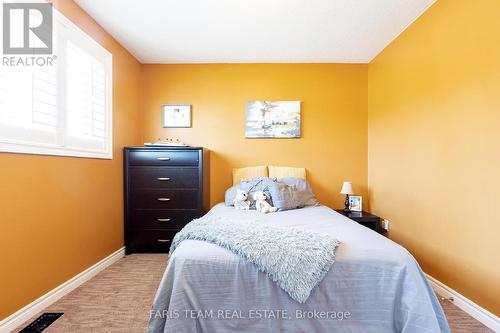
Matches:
[[0, 8, 112, 159]]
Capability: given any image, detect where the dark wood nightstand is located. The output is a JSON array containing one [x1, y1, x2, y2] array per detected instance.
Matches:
[[335, 210, 381, 232]]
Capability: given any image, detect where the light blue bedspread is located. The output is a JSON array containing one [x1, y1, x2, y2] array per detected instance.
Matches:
[[169, 216, 340, 303], [149, 204, 450, 333]]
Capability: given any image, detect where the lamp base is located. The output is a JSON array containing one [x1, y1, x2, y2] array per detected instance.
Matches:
[[343, 194, 350, 212]]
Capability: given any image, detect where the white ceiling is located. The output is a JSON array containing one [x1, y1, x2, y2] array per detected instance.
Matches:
[[74, 0, 436, 64]]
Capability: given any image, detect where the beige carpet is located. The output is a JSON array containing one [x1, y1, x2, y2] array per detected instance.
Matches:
[[16, 254, 492, 332]]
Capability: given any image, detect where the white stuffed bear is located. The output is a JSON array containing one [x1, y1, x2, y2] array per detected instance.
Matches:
[[234, 189, 250, 210], [253, 190, 278, 213]]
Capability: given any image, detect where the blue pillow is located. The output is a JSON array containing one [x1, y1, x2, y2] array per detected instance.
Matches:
[[266, 182, 304, 211], [278, 177, 319, 207], [225, 177, 274, 209], [225, 176, 319, 211]]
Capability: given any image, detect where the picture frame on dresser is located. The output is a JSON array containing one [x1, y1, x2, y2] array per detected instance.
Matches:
[[123, 146, 210, 254]]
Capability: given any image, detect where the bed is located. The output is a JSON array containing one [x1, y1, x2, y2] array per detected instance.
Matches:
[[148, 203, 450, 333]]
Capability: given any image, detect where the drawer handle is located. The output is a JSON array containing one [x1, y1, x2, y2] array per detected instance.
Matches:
[[156, 177, 171, 181], [157, 157, 170, 161], [157, 198, 171, 202], [157, 218, 171, 222], [157, 239, 170, 243]]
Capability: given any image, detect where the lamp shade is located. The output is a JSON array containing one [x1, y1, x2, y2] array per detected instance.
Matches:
[[340, 181, 353, 195]]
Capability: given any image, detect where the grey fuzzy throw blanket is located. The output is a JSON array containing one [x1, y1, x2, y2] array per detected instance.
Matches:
[[170, 216, 340, 303]]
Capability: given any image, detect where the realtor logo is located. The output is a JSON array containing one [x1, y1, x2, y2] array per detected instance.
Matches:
[[2, 3, 53, 54]]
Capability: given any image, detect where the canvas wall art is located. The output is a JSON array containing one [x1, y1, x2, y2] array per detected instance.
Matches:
[[245, 101, 301, 138]]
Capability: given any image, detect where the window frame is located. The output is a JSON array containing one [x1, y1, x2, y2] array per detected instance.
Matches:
[[0, 6, 113, 159]]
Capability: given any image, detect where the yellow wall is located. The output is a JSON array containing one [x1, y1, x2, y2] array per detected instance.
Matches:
[[0, 0, 142, 320], [368, 0, 500, 315], [141, 64, 368, 208], [4, 0, 499, 321]]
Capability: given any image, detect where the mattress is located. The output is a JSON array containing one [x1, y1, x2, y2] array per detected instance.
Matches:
[[148, 204, 450, 333]]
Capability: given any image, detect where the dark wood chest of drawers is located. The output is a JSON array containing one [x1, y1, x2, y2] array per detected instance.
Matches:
[[124, 147, 210, 254]]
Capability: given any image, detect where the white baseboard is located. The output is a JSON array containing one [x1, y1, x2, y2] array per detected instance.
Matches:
[[426, 274, 499, 332], [0, 247, 125, 333]]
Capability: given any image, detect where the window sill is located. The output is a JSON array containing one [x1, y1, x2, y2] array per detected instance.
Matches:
[[0, 143, 112, 160]]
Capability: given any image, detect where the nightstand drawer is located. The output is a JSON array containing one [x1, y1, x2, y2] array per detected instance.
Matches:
[[129, 167, 199, 189], [128, 229, 178, 253], [335, 209, 381, 232], [129, 150, 199, 166], [130, 189, 199, 209], [356, 220, 379, 232], [130, 209, 199, 229]]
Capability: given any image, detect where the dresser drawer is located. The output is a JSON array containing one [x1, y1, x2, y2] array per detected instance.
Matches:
[[128, 150, 199, 166], [130, 209, 199, 229], [129, 167, 199, 189], [128, 229, 178, 253], [131, 189, 199, 209]]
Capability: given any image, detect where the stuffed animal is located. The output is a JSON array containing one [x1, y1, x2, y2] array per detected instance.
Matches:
[[253, 190, 278, 213], [234, 189, 250, 210]]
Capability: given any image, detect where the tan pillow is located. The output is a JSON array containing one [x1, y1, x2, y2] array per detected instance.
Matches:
[[268, 165, 306, 180], [232, 166, 268, 185]]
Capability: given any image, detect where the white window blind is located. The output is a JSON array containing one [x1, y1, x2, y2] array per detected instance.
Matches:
[[0, 8, 112, 159]]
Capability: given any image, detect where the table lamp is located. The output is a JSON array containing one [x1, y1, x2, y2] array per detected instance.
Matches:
[[340, 181, 353, 212]]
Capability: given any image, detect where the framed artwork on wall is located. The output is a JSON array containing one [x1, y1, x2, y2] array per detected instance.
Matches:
[[245, 101, 301, 138], [162, 104, 191, 128]]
